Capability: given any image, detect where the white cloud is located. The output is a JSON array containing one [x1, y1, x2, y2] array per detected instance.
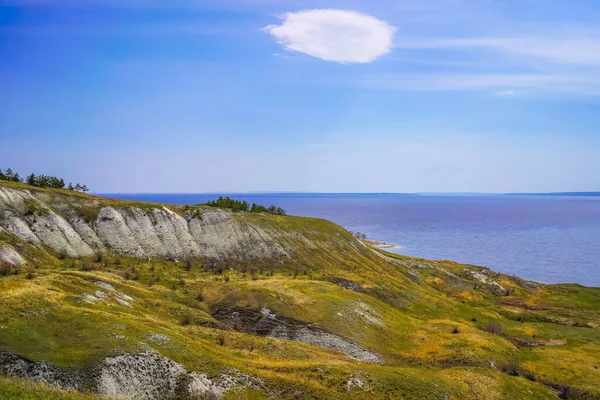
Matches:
[[264, 9, 395, 64]]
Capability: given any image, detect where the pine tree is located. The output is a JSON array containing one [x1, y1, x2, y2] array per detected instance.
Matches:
[[59, 178, 65, 188], [68, 182, 74, 190], [5, 168, 14, 180], [26, 173, 37, 186], [0, 169, 6, 180]]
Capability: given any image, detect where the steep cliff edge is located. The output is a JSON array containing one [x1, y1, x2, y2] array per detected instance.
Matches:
[[0, 184, 292, 260], [0, 181, 599, 400]]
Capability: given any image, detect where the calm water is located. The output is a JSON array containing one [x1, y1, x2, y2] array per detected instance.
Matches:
[[102, 193, 600, 287]]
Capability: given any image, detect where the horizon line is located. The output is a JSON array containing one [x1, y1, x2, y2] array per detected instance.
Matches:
[[96, 191, 600, 196]]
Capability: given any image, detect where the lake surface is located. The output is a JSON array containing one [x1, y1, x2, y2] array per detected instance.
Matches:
[[102, 193, 600, 287]]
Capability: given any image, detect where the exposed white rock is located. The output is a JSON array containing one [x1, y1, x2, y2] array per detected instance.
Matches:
[[293, 328, 383, 364], [0, 245, 26, 266], [346, 377, 367, 392], [469, 270, 506, 292], [188, 371, 263, 398], [115, 297, 133, 308], [0, 188, 95, 257], [268, 324, 382, 364], [352, 301, 386, 328], [0, 187, 300, 261], [81, 293, 99, 304], [94, 281, 115, 291], [96, 351, 186, 399], [147, 332, 171, 346]]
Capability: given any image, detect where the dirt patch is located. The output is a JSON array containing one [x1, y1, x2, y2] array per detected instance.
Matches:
[[501, 299, 561, 311], [504, 336, 567, 348]]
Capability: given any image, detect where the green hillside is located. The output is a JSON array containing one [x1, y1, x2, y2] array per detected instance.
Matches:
[[0, 181, 598, 399]]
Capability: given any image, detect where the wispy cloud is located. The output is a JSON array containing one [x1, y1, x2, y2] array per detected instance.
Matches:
[[362, 73, 600, 95], [264, 9, 395, 64], [496, 90, 515, 96], [395, 37, 600, 66]]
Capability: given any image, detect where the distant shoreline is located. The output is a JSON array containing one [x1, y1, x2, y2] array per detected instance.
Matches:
[[362, 239, 403, 250], [101, 192, 600, 198]]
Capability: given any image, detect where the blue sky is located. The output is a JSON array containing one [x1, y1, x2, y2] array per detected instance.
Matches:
[[1, 0, 599, 193]]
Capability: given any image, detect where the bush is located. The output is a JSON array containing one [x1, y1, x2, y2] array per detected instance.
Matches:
[[500, 362, 520, 376], [180, 315, 191, 326], [0, 260, 13, 276], [558, 385, 571, 399], [26, 265, 35, 280], [484, 320, 503, 335], [452, 327, 460, 334], [80, 261, 93, 272]]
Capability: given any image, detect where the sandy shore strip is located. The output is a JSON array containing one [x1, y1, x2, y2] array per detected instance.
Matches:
[[362, 240, 403, 249]]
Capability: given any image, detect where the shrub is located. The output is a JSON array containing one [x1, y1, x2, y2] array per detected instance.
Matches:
[[80, 261, 93, 272], [180, 315, 191, 326], [0, 260, 12, 276], [26, 265, 35, 280], [500, 362, 520, 376], [452, 327, 460, 334], [558, 385, 571, 399], [484, 320, 503, 335]]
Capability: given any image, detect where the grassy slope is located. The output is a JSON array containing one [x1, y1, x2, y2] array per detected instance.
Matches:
[[0, 181, 598, 399]]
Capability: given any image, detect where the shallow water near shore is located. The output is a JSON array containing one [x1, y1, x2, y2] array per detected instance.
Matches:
[[103, 193, 600, 287]]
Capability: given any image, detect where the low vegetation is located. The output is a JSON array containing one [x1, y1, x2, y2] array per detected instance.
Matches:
[[0, 180, 598, 399]]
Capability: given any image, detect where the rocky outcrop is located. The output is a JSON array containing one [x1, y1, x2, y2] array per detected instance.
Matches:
[[0, 244, 25, 266], [0, 187, 291, 260], [0, 351, 84, 391], [0, 349, 263, 399], [212, 305, 383, 364]]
